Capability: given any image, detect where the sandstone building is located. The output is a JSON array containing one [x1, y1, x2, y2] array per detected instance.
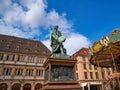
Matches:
[[0, 34, 50, 90], [71, 48, 113, 90]]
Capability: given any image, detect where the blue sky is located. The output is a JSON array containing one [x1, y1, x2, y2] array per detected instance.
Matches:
[[48, 0, 120, 40], [0, 0, 120, 55]]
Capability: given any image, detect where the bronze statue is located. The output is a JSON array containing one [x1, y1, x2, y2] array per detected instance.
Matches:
[[50, 25, 67, 57]]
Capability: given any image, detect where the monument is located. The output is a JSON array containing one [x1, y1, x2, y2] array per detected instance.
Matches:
[[50, 25, 69, 58], [42, 25, 81, 90]]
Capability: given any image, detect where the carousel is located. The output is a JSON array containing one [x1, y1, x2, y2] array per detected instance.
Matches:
[[89, 29, 120, 90]]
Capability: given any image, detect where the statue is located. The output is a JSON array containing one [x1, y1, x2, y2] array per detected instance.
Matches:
[[50, 25, 68, 57]]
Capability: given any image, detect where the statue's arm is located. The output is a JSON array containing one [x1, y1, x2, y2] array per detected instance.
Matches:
[[50, 31, 59, 40]]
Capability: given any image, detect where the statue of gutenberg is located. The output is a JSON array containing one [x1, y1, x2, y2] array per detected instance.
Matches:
[[50, 25, 68, 57]]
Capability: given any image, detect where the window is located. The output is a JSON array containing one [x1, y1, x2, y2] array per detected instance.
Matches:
[[2, 68, 12, 76], [0, 53, 3, 60], [9, 39, 14, 44], [83, 63, 86, 69], [15, 68, 23, 76], [35, 50, 39, 53], [84, 72, 88, 79], [90, 72, 93, 79], [35, 43, 39, 47], [36, 69, 43, 77], [26, 69, 33, 76], [6, 45, 10, 49], [18, 55, 25, 62], [94, 66, 97, 70], [40, 70, 43, 77], [101, 68, 105, 79], [28, 56, 34, 63], [102, 72, 105, 79], [89, 64, 92, 70], [107, 68, 110, 75], [26, 48, 30, 52], [82, 56, 85, 61], [16, 46, 20, 51], [10, 39, 13, 42], [7, 54, 14, 61], [38, 58, 44, 64], [27, 42, 30, 46], [0, 39, 4, 42], [95, 72, 99, 79], [18, 40, 22, 43]]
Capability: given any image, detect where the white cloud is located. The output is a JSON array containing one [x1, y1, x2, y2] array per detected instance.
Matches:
[[0, 19, 40, 38], [0, 0, 91, 55], [42, 39, 51, 51], [0, 0, 71, 37], [64, 33, 91, 55]]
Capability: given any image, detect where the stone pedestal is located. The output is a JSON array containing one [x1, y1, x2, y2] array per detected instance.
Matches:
[[42, 57, 81, 90]]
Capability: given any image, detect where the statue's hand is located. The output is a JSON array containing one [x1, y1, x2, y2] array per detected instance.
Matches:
[[58, 36, 66, 43]]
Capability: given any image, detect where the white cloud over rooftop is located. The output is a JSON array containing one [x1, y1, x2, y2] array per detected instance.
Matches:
[[0, 0, 91, 55]]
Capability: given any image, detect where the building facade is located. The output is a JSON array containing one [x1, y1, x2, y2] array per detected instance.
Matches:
[[71, 48, 113, 90], [0, 34, 50, 90]]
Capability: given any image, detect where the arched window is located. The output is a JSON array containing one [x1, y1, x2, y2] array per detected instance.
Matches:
[[12, 83, 21, 90], [23, 83, 31, 90], [0, 83, 8, 90], [35, 83, 42, 90]]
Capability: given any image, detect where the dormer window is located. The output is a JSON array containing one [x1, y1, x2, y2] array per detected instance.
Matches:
[[7, 54, 14, 61], [0, 53, 3, 60], [28, 56, 34, 63]]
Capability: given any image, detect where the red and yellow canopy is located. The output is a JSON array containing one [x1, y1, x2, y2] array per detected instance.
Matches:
[[89, 29, 120, 67]]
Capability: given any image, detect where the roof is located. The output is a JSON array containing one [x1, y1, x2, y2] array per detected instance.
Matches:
[[71, 48, 89, 58], [0, 34, 51, 56], [89, 29, 120, 67]]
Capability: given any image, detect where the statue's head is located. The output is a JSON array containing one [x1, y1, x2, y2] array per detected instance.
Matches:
[[54, 25, 58, 30]]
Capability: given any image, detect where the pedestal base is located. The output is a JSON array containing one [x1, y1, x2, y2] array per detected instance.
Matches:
[[42, 57, 82, 90], [42, 81, 81, 90]]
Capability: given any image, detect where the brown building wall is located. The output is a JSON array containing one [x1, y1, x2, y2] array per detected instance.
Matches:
[[0, 34, 50, 90], [72, 48, 113, 90]]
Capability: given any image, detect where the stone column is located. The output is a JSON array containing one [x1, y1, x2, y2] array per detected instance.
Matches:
[[21, 84, 24, 90], [14, 54, 18, 62], [32, 86, 35, 90], [3, 53, 7, 61], [11, 68, 15, 79], [8, 84, 12, 90], [11, 68, 15, 75], [0, 66, 3, 75], [32, 82, 35, 90], [22, 68, 26, 76], [81, 83, 87, 90], [82, 86, 84, 90], [25, 56, 28, 63], [34, 56, 38, 64], [43, 69, 45, 78], [88, 83, 90, 90], [33, 69, 36, 78]]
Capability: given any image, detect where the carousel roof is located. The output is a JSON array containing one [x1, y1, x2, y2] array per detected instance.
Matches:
[[89, 29, 120, 67]]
